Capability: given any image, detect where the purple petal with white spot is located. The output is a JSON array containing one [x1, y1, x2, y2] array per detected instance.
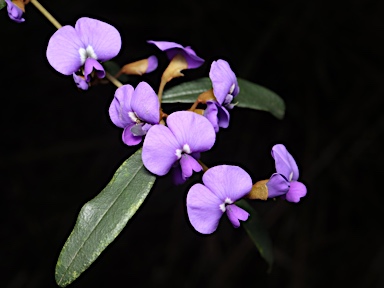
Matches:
[[266, 173, 290, 198], [122, 124, 143, 146], [166, 111, 216, 153], [146, 55, 158, 73], [83, 58, 105, 82], [147, 40, 204, 69], [5, 0, 24, 23], [75, 17, 121, 62], [226, 204, 249, 228], [179, 154, 202, 180], [209, 59, 239, 104], [271, 144, 299, 181], [186, 183, 224, 234], [131, 82, 160, 124], [142, 124, 181, 176], [46, 26, 84, 75], [72, 73, 89, 90], [109, 85, 134, 128], [285, 181, 307, 203], [202, 165, 252, 202]]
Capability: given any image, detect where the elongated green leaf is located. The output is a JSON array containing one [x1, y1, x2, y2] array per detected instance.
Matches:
[[162, 77, 285, 119], [0, 0, 6, 10], [237, 199, 274, 271], [55, 148, 156, 287]]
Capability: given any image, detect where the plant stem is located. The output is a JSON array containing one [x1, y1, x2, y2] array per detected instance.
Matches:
[[105, 72, 123, 87], [30, 0, 61, 29], [30, 0, 124, 88]]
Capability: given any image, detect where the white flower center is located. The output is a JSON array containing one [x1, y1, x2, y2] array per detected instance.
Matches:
[[219, 197, 233, 212], [79, 45, 98, 65], [175, 144, 191, 159], [229, 83, 235, 94], [128, 111, 140, 123]]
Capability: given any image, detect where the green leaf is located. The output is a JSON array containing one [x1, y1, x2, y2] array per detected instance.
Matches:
[[237, 199, 274, 271], [102, 61, 130, 83], [0, 0, 6, 11], [162, 77, 285, 119], [55, 148, 156, 287]]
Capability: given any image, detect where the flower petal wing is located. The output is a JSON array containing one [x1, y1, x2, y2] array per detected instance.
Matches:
[[204, 101, 219, 133], [122, 124, 143, 146], [186, 183, 223, 234], [226, 204, 249, 228], [46, 25, 84, 75], [271, 144, 299, 181], [75, 17, 121, 62], [131, 82, 160, 124], [285, 181, 307, 203], [266, 173, 290, 198], [202, 165, 252, 202], [109, 85, 134, 128], [166, 111, 216, 153], [142, 125, 180, 176], [179, 154, 202, 180]]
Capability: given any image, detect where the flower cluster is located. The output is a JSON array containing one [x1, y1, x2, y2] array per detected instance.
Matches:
[[44, 17, 307, 235]]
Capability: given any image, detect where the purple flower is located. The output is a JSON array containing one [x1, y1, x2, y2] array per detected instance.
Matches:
[[204, 59, 239, 132], [266, 144, 307, 203], [109, 82, 160, 146], [142, 111, 215, 183], [186, 165, 252, 234], [147, 40, 204, 69], [5, 0, 25, 23], [46, 17, 121, 90]]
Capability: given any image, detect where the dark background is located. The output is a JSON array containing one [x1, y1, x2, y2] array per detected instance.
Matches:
[[1, 0, 384, 287]]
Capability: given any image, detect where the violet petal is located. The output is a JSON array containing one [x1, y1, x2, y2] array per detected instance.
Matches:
[[202, 165, 252, 202], [46, 25, 84, 75], [142, 124, 180, 176], [75, 17, 121, 62], [209, 59, 239, 104], [179, 154, 202, 180], [217, 105, 230, 129], [226, 204, 249, 228], [146, 55, 158, 73], [285, 181, 307, 203], [147, 40, 204, 69], [108, 85, 134, 128], [171, 164, 185, 186], [167, 111, 216, 153], [186, 183, 224, 234], [83, 58, 105, 82], [131, 82, 160, 124], [5, 0, 24, 23], [266, 173, 290, 198], [122, 124, 143, 146], [72, 73, 89, 90], [204, 101, 219, 133], [271, 144, 299, 181]]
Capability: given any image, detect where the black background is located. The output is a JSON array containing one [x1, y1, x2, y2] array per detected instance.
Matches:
[[1, 0, 384, 287]]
